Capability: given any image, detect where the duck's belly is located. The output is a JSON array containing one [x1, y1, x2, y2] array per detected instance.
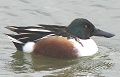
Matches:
[[33, 36, 78, 58], [23, 36, 98, 58]]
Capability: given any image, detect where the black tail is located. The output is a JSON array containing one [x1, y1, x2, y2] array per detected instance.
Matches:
[[5, 34, 24, 51], [12, 42, 24, 51]]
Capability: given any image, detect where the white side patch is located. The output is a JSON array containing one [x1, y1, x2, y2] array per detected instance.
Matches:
[[6, 35, 22, 43], [69, 39, 98, 57], [25, 29, 51, 32], [23, 42, 35, 53]]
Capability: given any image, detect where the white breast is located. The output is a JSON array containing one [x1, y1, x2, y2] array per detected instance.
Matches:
[[69, 39, 98, 57]]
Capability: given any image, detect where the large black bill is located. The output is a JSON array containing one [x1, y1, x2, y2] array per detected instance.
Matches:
[[92, 28, 115, 38]]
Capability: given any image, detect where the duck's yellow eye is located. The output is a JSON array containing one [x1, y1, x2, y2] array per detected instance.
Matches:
[[85, 25, 88, 28]]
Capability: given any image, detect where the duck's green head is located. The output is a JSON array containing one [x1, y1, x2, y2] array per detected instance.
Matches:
[[67, 18, 115, 39]]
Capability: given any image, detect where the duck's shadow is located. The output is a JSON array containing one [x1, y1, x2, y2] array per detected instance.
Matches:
[[9, 51, 114, 76], [10, 51, 78, 72]]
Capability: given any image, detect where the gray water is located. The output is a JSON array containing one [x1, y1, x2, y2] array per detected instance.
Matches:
[[0, 0, 120, 77]]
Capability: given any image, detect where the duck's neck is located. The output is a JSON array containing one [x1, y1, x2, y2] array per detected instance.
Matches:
[[67, 26, 90, 39]]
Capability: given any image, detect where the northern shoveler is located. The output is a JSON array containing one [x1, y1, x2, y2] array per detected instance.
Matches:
[[5, 18, 115, 58]]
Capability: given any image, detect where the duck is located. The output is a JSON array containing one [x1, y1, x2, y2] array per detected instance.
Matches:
[[5, 18, 115, 58]]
